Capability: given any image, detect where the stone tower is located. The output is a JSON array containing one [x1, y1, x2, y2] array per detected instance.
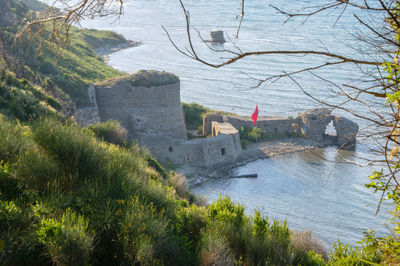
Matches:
[[95, 70, 187, 146]]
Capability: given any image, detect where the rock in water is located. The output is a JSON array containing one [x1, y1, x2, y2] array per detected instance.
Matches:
[[210, 30, 226, 44]]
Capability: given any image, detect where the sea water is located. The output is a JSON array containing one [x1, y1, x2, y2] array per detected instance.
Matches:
[[80, 0, 392, 247]]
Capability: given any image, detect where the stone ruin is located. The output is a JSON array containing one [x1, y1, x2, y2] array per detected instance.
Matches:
[[204, 108, 359, 150], [297, 108, 359, 149], [75, 70, 241, 169], [210, 30, 226, 44], [74, 70, 359, 171]]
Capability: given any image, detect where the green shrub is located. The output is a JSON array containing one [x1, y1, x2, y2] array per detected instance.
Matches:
[[168, 173, 189, 198], [328, 241, 364, 265], [239, 125, 266, 143], [31, 119, 108, 189], [87, 120, 127, 146], [122, 197, 193, 265], [176, 204, 206, 252], [16, 149, 61, 194], [182, 103, 211, 130], [248, 210, 292, 265], [0, 116, 339, 265], [0, 201, 27, 234], [0, 72, 61, 121], [0, 161, 20, 201], [200, 229, 234, 266], [292, 230, 328, 261], [146, 154, 168, 178], [0, 115, 31, 162], [37, 208, 93, 266], [207, 196, 246, 228], [201, 197, 249, 262]]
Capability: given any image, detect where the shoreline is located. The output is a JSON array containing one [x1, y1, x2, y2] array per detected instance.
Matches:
[[187, 138, 324, 187], [94, 40, 141, 64], [91, 35, 327, 186]]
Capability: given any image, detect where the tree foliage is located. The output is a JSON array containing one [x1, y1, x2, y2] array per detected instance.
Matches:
[[169, 0, 400, 263]]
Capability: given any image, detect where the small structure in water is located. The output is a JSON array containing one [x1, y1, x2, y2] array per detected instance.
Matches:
[[210, 30, 226, 44]]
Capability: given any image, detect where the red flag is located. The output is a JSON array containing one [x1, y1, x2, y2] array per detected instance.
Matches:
[[252, 105, 258, 125]]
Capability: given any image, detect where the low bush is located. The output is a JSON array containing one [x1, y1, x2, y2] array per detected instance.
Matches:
[[239, 125, 267, 144], [168, 173, 189, 199], [145, 154, 168, 178], [0, 115, 344, 265], [182, 103, 211, 131], [87, 120, 127, 145], [0, 71, 61, 121], [37, 209, 93, 266], [292, 230, 328, 260]]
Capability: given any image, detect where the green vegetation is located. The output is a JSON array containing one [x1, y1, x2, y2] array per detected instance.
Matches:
[[17, 0, 46, 11], [127, 70, 179, 87], [98, 70, 180, 88], [87, 119, 127, 146], [239, 125, 300, 148], [8, 28, 125, 107], [239, 125, 267, 142], [0, 70, 62, 121], [0, 1, 397, 264], [0, 116, 328, 265], [182, 102, 211, 131], [182, 102, 234, 132], [239, 126, 267, 149], [72, 28, 127, 52], [1, 1, 128, 107]]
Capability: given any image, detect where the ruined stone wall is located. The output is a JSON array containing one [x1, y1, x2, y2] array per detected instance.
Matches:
[[204, 114, 301, 137], [203, 114, 224, 136], [204, 108, 359, 149], [334, 117, 359, 149], [143, 123, 241, 169], [143, 133, 241, 169], [74, 85, 101, 127], [297, 108, 333, 142], [199, 133, 241, 167], [92, 70, 241, 168]]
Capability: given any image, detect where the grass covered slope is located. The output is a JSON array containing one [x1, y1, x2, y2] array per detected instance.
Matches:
[[1, 0, 128, 108], [0, 70, 62, 121], [4, 27, 127, 107], [0, 116, 328, 265]]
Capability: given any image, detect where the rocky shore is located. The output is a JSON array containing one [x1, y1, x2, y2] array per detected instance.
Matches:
[[187, 138, 323, 187], [95, 40, 141, 63]]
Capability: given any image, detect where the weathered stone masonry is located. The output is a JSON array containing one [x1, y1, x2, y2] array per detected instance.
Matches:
[[75, 70, 359, 170], [204, 108, 359, 149], [75, 70, 241, 169]]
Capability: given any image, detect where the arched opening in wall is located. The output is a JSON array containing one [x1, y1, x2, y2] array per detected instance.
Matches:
[[323, 120, 338, 145], [221, 148, 226, 156], [169, 147, 173, 152], [212, 127, 216, 137], [325, 120, 337, 136], [186, 153, 190, 161]]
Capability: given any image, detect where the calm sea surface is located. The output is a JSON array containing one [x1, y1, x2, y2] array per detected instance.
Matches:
[[81, 0, 392, 247]]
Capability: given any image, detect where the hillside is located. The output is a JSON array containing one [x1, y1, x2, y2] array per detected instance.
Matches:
[[0, 0, 128, 111], [0, 1, 396, 265]]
